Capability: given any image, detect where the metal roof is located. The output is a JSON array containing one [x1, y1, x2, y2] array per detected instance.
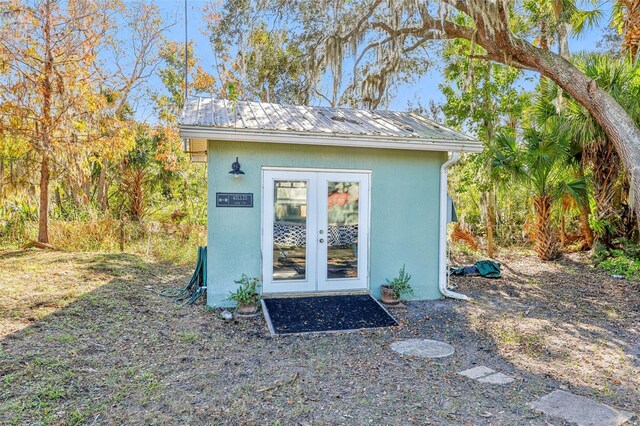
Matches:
[[179, 97, 483, 152]]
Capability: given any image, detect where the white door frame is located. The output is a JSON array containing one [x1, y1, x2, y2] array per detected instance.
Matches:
[[316, 172, 369, 291], [261, 168, 371, 294], [262, 170, 317, 293]]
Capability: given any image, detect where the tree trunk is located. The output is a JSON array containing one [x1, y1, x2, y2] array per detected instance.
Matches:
[[97, 158, 109, 211], [38, 0, 53, 245], [620, 170, 638, 240], [83, 170, 91, 204], [481, 85, 497, 258], [622, 0, 640, 61], [123, 167, 146, 220], [574, 166, 594, 249], [9, 161, 14, 189], [539, 21, 549, 51], [554, 6, 570, 111], [533, 194, 560, 260], [584, 140, 620, 247], [560, 206, 566, 248], [71, 163, 87, 207], [0, 158, 4, 200], [38, 154, 50, 244], [486, 193, 496, 258], [578, 203, 594, 248], [55, 185, 64, 216], [119, 218, 125, 252]]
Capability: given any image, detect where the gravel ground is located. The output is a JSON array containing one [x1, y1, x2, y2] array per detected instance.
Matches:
[[0, 249, 638, 425]]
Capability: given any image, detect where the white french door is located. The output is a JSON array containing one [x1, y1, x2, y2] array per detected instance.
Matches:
[[262, 169, 370, 294]]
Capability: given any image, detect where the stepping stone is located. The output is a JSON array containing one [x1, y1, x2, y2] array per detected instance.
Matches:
[[390, 339, 455, 359], [531, 390, 635, 426], [458, 366, 496, 379], [476, 372, 515, 384]]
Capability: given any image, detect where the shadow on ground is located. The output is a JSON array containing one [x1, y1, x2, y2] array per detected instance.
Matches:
[[452, 252, 639, 413], [0, 250, 637, 425]]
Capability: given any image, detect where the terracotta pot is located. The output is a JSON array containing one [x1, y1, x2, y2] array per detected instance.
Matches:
[[380, 285, 399, 305], [236, 302, 258, 316]]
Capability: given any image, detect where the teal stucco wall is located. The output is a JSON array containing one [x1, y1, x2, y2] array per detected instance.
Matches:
[[207, 140, 447, 307]]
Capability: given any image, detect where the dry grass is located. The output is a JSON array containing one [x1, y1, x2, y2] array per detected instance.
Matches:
[[454, 252, 640, 409], [0, 249, 638, 425], [1, 219, 206, 266], [0, 250, 116, 338]]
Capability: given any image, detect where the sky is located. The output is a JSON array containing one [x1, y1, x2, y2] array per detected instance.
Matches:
[[147, 0, 613, 116]]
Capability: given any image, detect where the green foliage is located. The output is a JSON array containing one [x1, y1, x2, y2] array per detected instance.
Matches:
[[589, 215, 616, 239], [594, 237, 640, 280], [562, 54, 640, 142], [208, 15, 306, 104], [243, 24, 305, 103], [440, 46, 528, 145], [494, 125, 587, 205], [438, 35, 535, 246], [599, 251, 640, 280], [385, 265, 413, 300], [178, 331, 199, 343], [152, 40, 217, 124], [613, 238, 640, 259], [449, 154, 532, 245], [0, 196, 38, 241], [228, 274, 261, 305]]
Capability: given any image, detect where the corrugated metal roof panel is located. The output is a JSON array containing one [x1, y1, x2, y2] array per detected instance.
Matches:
[[179, 96, 482, 151]]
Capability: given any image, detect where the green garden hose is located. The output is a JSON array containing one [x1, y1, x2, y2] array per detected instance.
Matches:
[[161, 246, 207, 305]]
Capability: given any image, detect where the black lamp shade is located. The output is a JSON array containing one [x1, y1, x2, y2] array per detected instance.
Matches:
[[229, 157, 245, 176]]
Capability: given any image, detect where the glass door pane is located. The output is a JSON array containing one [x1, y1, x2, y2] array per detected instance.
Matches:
[[326, 181, 359, 279], [273, 180, 308, 281]]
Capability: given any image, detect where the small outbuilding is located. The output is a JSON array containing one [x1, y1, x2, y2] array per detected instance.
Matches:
[[179, 97, 482, 307]]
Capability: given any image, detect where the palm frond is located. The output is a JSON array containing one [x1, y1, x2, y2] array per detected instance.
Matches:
[[553, 176, 588, 206], [570, 8, 604, 36]]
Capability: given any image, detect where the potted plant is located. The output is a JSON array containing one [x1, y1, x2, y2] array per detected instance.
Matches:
[[380, 265, 413, 305], [228, 274, 261, 316]]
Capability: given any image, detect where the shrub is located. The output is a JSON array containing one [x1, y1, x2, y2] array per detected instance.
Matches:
[[0, 196, 38, 242], [599, 250, 640, 280]]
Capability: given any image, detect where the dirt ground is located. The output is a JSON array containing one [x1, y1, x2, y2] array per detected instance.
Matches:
[[0, 249, 638, 425]]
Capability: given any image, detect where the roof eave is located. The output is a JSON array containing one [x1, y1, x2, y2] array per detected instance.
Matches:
[[178, 125, 484, 153]]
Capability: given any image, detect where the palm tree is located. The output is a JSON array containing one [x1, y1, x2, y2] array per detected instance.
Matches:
[[522, 0, 603, 58], [531, 79, 595, 249], [614, 1, 640, 62], [561, 54, 640, 247], [494, 127, 587, 260]]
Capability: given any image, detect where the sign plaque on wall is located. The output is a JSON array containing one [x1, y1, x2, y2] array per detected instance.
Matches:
[[216, 192, 253, 208]]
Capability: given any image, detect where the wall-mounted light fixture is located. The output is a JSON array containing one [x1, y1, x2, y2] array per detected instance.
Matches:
[[229, 157, 245, 177]]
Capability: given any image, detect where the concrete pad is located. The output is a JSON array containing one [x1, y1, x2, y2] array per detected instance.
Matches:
[[390, 339, 455, 359], [476, 372, 515, 384], [458, 366, 495, 379], [531, 390, 635, 426]]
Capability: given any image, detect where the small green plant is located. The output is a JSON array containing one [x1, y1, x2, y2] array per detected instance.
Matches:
[[599, 251, 640, 280], [178, 331, 199, 343], [385, 265, 414, 300], [593, 237, 640, 280], [228, 274, 261, 305], [69, 409, 87, 426]]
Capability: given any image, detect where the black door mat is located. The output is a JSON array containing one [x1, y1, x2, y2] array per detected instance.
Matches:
[[262, 294, 398, 335]]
